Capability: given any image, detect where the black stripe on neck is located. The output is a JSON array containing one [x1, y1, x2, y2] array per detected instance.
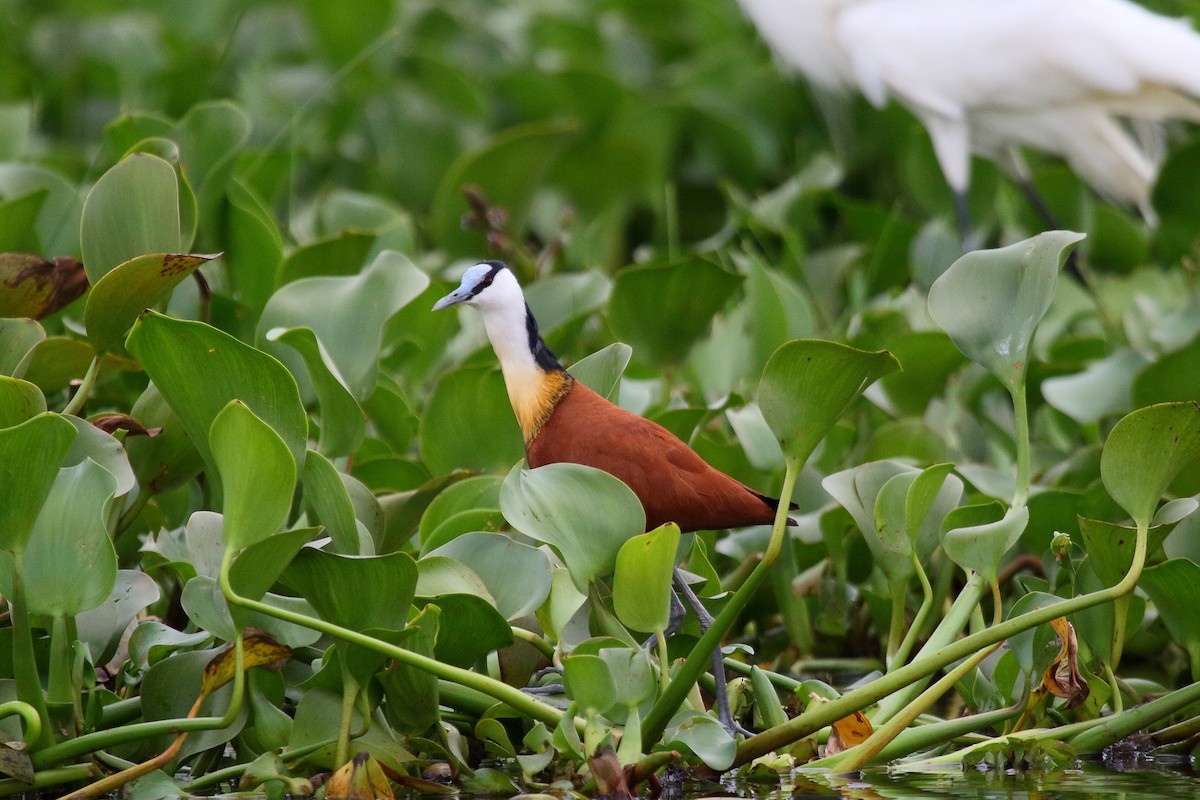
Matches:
[[525, 303, 565, 373]]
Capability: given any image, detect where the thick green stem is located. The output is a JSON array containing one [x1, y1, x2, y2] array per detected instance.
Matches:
[[510, 625, 555, 659], [62, 356, 101, 417], [1110, 594, 1131, 676], [1068, 672, 1200, 753], [640, 456, 800, 745], [0, 701, 41, 746], [0, 764, 97, 797], [733, 519, 1148, 766], [218, 555, 565, 729], [9, 557, 54, 750], [335, 676, 358, 768]]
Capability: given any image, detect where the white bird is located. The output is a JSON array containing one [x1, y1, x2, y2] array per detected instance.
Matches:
[[737, 0, 1200, 239]]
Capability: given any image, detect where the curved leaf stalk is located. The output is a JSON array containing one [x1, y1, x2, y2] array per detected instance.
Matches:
[[61, 356, 101, 417], [640, 455, 800, 745], [511, 626, 555, 659], [8, 558, 54, 749], [885, 583, 907, 669], [655, 631, 670, 695], [1110, 594, 1132, 677], [871, 573, 988, 723], [890, 554, 934, 669], [733, 519, 1149, 766], [217, 556, 566, 729], [53, 635, 246, 800], [0, 701, 41, 746], [1010, 385, 1031, 508], [1105, 662, 1124, 714], [33, 633, 249, 770], [0, 764, 98, 798]]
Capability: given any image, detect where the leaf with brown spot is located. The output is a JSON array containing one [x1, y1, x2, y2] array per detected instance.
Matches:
[[1042, 617, 1090, 708], [826, 709, 874, 756], [199, 630, 291, 699], [83, 251, 218, 353], [89, 413, 161, 437], [0, 253, 88, 319], [326, 752, 395, 800]]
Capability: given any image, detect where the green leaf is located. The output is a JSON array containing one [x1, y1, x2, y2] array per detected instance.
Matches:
[[0, 187, 46, 252], [0, 163, 83, 255], [260, 250, 429, 402], [84, 252, 216, 353], [276, 230, 376, 285], [563, 654, 617, 717], [500, 462, 645, 590], [1078, 516, 1173, 589], [1139, 559, 1200, 680], [759, 340, 901, 465], [0, 412, 76, 553], [125, 382, 206, 496], [301, 451, 362, 554], [126, 311, 307, 473], [424, 593, 513, 667], [427, 532, 552, 621], [0, 375, 45, 429], [942, 504, 1029, 585], [22, 459, 118, 617], [1042, 349, 1147, 425], [63, 414, 136, 497], [430, 120, 577, 257], [210, 401, 297, 552], [229, 526, 320, 602], [268, 327, 365, 458], [613, 523, 681, 634], [378, 604, 440, 734], [1101, 402, 1200, 528], [283, 549, 417, 633], [927, 231, 1083, 389], [224, 178, 284, 313], [568, 343, 632, 402], [608, 257, 743, 366], [417, 474, 503, 547], [664, 709, 736, 771], [80, 153, 181, 283], [420, 367, 523, 476], [0, 318, 44, 377]]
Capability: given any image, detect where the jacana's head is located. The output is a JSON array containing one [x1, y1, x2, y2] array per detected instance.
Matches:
[[431, 260, 520, 313]]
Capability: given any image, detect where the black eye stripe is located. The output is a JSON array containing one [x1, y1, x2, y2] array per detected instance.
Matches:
[[467, 260, 507, 298]]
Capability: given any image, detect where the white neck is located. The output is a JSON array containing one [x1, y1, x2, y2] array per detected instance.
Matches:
[[471, 270, 546, 421]]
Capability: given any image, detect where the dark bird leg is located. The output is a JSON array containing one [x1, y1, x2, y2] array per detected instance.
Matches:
[[954, 190, 972, 253], [672, 569, 752, 737], [1016, 177, 1084, 283]]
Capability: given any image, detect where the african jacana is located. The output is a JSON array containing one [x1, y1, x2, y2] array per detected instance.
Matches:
[[432, 260, 789, 534]]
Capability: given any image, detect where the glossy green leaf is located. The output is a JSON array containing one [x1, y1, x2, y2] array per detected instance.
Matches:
[[0, 318, 44, 377], [1133, 333, 1200, 407], [613, 523, 680, 634], [268, 327, 364, 458], [283, 549, 416, 633], [378, 604, 440, 735], [927, 231, 1083, 389], [0, 375, 45, 429], [904, 463, 961, 556], [1139, 559, 1200, 680], [276, 230, 376, 285], [63, 414, 136, 497], [0, 412, 76, 553], [21, 336, 95, 394], [759, 339, 900, 465], [427, 532, 552, 621], [501, 462, 645, 589], [126, 311, 307, 472], [80, 153, 181, 283], [229, 526, 320, 602], [877, 331, 967, 416], [77, 570, 161, 667], [301, 451, 361, 554], [425, 593, 513, 667], [172, 100, 250, 220], [210, 401, 297, 552], [568, 342, 632, 402], [415, 555, 494, 603], [420, 367, 523, 475], [84, 252, 216, 353], [871, 471, 920, 584], [430, 120, 577, 256], [608, 257, 742, 366], [1100, 402, 1200, 528], [260, 250, 429, 402], [22, 459, 118, 616], [0, 164, 82, 255], [664, 709, 736, 771], [824, 460, 913, 546], [563, 654, 617, 717], [942, 504, 1029, 585], [225, 177, 284, 313]]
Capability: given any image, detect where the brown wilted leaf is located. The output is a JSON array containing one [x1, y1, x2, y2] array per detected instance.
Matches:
[[326, 752, 395, 800], [0, 253, 88, 319], [807, 691, 873, 757], [1042, 616, 1089, 708], [89, 414, 161, 437], [589, 748, 633, 800], [200, 630, 292, 698]]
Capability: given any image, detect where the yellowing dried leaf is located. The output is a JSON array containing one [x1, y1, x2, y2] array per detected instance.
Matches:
[[326, 752, 395, 800], [1041, 617, 1089, 708], [200, 630, 292, 698]]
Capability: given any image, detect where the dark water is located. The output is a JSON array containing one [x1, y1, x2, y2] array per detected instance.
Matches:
[[674, 757, 1199, 799]]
